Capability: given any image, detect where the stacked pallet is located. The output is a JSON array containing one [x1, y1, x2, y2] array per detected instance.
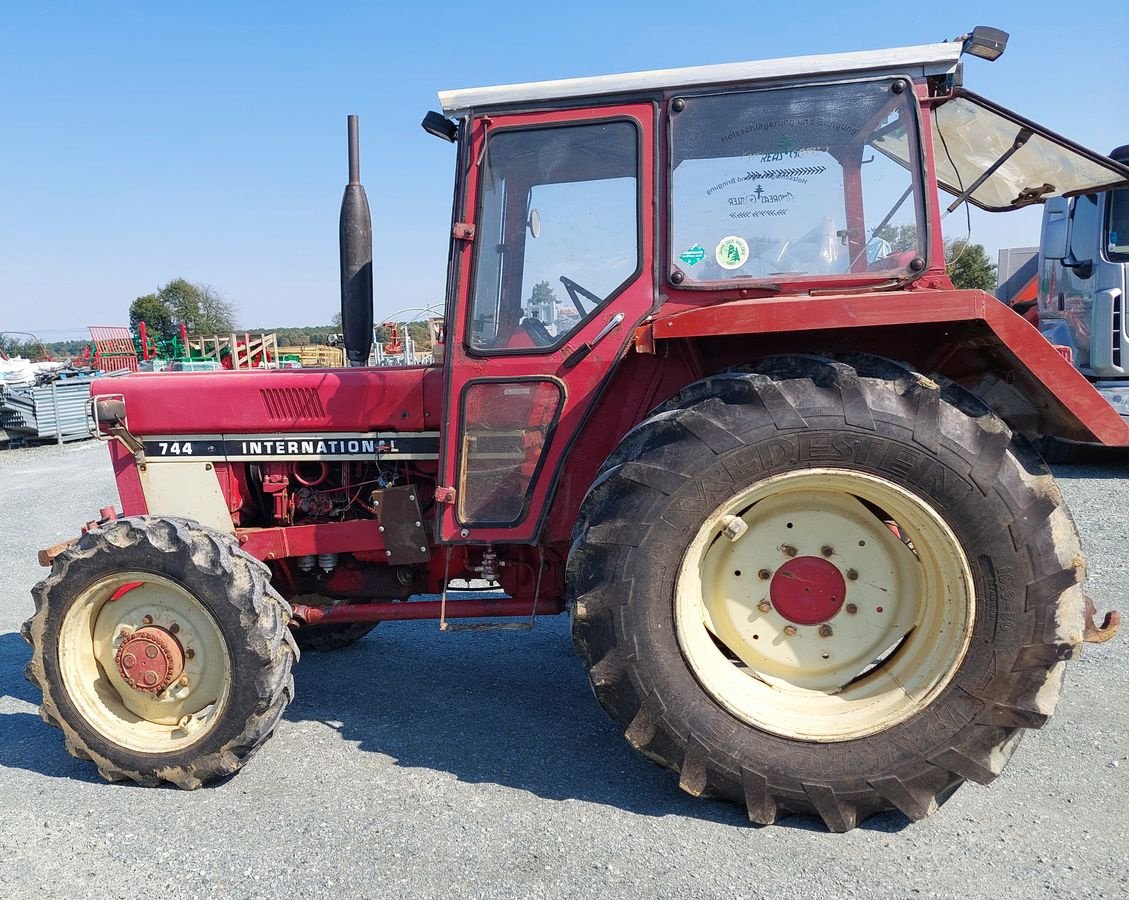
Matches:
[[278, 345, 345, 367]]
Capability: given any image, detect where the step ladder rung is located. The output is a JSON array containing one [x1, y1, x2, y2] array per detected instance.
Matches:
[[440, 621, 533, 633]]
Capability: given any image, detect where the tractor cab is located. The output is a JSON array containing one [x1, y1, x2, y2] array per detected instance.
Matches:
[[426, 36, 1129, 545]]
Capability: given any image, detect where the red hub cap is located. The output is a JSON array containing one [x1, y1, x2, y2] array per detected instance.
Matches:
[[115, 627, 185, 693], [770, 556, 847, 625]]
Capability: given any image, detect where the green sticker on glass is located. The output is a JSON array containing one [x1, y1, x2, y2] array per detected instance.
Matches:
[[679, 243, 706, 267], [715, 235, 749, 269]]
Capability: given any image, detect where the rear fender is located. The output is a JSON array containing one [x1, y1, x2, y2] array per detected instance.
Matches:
[[644, 289, 1128, 445]]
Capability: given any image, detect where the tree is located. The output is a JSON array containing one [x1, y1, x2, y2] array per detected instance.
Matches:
[[945, 240, 997, 292], [129, 293, 175, 343], [196, 283, 238, 334], [406, 320, 431, 350], [872, 224, 919, 254], [529, 280, 556, 309], [128, 279, 238, 343]]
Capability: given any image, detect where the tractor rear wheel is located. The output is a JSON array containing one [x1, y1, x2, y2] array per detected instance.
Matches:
[[1037, 435, 1096, 465], [568, 355, 1086, 831], [22, 516, 297, 788]]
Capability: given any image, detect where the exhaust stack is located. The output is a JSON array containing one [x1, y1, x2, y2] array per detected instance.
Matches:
[[339, 115, 374, 366]]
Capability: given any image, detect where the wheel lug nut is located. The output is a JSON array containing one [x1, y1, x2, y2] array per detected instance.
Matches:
[[818, 624, 834, 638], [845, 603, 858, 614], [118, 625, 133, 639], [757, 601, 771, 614], [185, 648, 196, 659], [169, 623, 180, 634], [142, 615, 154, 625], [177, 675, 190, 688], [758, 569, 772, 580], [821, 545, 834, 557], [780, 544, 798, 558], [783, 625, 797, 636], [846, 569, 858, 581]]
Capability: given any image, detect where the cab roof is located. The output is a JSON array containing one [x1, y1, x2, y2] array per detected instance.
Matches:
[[438, 42, 963, 115]]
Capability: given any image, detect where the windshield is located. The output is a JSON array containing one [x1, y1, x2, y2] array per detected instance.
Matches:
[[670, 78, 924, 286], [1108, 188, 1129, 262]]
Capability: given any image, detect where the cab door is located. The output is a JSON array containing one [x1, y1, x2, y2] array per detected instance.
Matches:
[[437, 105, 654, 544]]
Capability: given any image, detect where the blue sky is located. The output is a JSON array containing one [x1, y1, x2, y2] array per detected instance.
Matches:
[[1, 1, 1126, 339]]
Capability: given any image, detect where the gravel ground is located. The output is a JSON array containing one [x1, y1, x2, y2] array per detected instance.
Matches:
[[1, 440, 1126, 899]]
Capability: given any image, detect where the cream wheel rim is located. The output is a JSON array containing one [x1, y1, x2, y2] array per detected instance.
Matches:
[[57, 572, 231, 753], [674, 468, 975, 742]]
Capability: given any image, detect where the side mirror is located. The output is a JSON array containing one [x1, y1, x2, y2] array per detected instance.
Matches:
[[1040, 197, 1070, 260], [1066, 256, 1094, 280]]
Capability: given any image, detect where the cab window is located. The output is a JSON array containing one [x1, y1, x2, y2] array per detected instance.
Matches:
[[670, 78, 924, 285], [1105, 188, 1129, 261], [467, 121, 639, 352]]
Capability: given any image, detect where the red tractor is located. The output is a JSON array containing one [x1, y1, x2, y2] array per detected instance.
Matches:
[[24, 28, 1128, 831]]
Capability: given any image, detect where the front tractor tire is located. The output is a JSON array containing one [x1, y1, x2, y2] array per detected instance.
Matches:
[[22, 517, 298, 789], [569, 355, 1086, 831]]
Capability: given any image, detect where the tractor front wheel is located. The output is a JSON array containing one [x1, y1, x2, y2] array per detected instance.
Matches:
[[22, 517, 297, 788], [568, 355, 1086, 830]]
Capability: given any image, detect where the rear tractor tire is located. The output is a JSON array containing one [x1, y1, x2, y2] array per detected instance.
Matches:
[[1036, 435, 1096, 465], [569, 354, 1086, 831], [22, 516, 298, 789]]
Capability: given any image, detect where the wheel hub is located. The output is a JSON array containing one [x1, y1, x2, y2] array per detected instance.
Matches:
[[675, 469, 976, 741], [769, 556, 846, 625], [115, 626, 184, 694]]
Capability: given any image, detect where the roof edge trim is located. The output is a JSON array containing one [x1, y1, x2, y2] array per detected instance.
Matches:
[[438, 42, 962, 114]]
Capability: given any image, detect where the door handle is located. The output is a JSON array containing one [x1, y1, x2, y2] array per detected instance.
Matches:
[[563, 313, 625, 369]]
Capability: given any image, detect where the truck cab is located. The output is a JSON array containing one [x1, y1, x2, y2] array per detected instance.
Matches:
[[1037, 145, 1129, 423]]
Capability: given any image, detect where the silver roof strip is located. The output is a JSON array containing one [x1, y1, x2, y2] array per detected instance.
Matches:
[[438, 42, 962, 115]]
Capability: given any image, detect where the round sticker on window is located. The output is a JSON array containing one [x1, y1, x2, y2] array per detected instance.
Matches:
[[715, 235, 749, 270]]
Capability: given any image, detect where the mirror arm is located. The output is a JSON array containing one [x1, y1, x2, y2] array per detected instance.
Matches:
[[1063, 254, 1094, 279]]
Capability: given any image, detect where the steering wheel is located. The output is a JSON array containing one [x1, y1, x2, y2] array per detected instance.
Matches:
[[559, 276, 604, 317], [520, 316, 555, 346]]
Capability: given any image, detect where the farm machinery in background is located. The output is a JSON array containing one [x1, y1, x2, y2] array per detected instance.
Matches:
[[21, 27, 1129, 831], [76, 324, 280, 373], [108, 318, 442, 371]]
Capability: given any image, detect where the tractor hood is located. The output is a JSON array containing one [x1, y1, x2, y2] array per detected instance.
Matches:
[[91, 367, 442, 436]]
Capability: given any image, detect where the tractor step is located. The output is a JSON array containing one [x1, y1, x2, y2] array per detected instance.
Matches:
[[439, 621, 534, 633]]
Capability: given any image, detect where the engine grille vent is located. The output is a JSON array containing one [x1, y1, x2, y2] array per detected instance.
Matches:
[[260, 387, 326, 421]]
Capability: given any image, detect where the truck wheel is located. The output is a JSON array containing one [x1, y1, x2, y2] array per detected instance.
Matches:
[[568, 355, 1085, 831], [22, 517, 297, 789], [290, 595, 377, 652]]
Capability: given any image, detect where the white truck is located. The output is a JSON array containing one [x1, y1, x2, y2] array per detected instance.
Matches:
[[1000, 144, 1129, 459]]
